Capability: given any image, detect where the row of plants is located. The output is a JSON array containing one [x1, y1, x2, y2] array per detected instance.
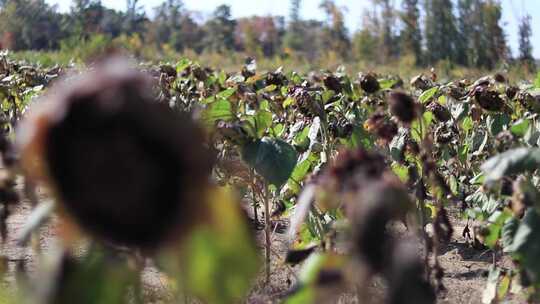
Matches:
[[0, 51, 540, 303]]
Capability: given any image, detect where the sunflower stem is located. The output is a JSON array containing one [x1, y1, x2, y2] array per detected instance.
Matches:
[[264, 182, 271, 284]]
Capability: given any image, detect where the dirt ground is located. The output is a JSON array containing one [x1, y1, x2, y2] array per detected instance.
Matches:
[[0, 186, 523, 304]]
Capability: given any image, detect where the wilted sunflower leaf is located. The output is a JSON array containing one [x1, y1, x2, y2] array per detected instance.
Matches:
[[481, 148, 540, 183], [242, 137, 298, 187]]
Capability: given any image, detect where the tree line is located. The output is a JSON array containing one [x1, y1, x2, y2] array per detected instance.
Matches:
[[0, 0, 536, 69]]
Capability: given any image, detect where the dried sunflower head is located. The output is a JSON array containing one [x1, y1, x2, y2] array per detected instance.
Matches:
[[358, 73, 380, 94], [289, 86, 323, 118], [505, 86, 519, 100], [493, 73, 506, 83], [18, 58, 213, 250], [364, 112, 398, 142], [426, 102, 451, 122], [323, 74, 342, 93], [410, 74, 432, 91], [318, 148, 387, 197], [472, 87, 505, 112], [348, 175, 413, 272], [388, 91, 418, 124]]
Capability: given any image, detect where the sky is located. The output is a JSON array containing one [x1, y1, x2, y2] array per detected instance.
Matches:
[[46, 0, 540, 58]]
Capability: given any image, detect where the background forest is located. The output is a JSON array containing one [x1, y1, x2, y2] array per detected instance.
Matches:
[[0, 0, 537, 77]]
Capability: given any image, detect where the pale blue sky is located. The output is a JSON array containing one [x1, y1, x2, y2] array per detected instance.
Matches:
[[46, 0, 540, 58]]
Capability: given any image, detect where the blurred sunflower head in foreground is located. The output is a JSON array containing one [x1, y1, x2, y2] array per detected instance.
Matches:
[[17, 57, 214, 250]]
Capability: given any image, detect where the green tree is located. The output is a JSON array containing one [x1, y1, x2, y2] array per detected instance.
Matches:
[[456, 0, 474, 66], [423, 0, 459, 64], [203, 5, 236, 54], [482, 0, 507, 68], [70, 0, 105, 37], [177, 13, 205, 52], [353, 9, 380, 63], [518, 14, 535, 68], [376, 0, 397, 63], [319, 0, 350, 58], [283, 0, 304, 52], [124, 0, 146, 35], [0, 0, 65, 50], [235, 16, 283, 57], [152, 0, 183, 49], [400, 0, 422, 65]]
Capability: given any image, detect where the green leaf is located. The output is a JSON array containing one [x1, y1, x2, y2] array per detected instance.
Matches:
[[452, 102, 469, 121], [505, 209, 540, 282], [469, 172, 485, 185], [285, 287, 314, 304], [390, 129, 407, 161], [272, 124, 285, 137], [458, 144, 470, 164], [321, 90, 334, 103], [283, 97, 295, 108], [497, 273, 511, 300], [411, 111, 433, 142], [244, 110, 272, 138], [50, 246, 137, 304], [485, 210, 511, 248], [379, 78, 397, 90], [481, 148, 540, 183], [487, 113, 510, 136], [242, 137, 298, 187], [287, 152, 316, 194], [293, 126, 311, 151], [201, 99, 234, 125], [349, 124, 374, 149], [438, 94, 447, 105], [419, 87, 439, 103], [217, 88, 237, 100], [511, 119, 531, 137], [391, 163, 409, 183], [183, 188, 259, 304], [501, 217, 520, 251], [264, 84, 277, 92], [535, 71, 540, 88], [461, 116, 474, 133], [176, 58, 191, 73]]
